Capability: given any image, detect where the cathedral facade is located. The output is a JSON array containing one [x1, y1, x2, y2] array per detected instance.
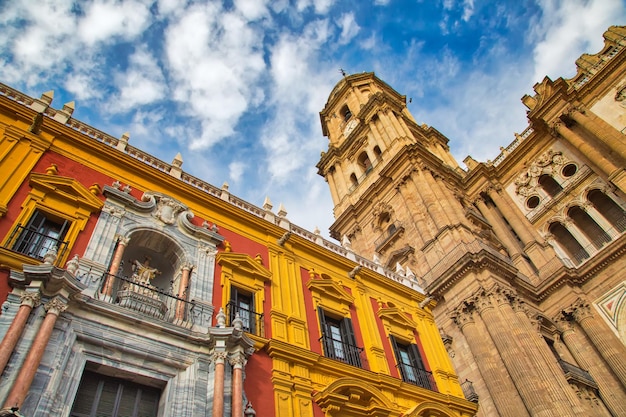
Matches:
[[316, 26, 626, 416]]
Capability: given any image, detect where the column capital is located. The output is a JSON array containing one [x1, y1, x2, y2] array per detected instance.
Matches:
[[44, 297, 68, 316], [213, 350, 228, 364], [451, 303, 475, 329], [567, 298, 594, 323], [553, 312, 575, 334], [20, 292, 41, 309], [229, 352, 247, 369], [115, 234, 131, 246]]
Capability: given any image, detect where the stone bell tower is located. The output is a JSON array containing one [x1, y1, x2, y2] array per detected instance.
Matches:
[[316, 72, 478, 278]]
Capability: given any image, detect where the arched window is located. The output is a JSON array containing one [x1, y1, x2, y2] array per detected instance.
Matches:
[[538, 174, 562, 197], [373, 146, 382, 159], [387, 223, 397, 236], [340, 105, 352, 122], [588, 190, 626, 233], [567, 206, 611, 249], [358, 151, 372, 173], [350, 173, 358, 188], [549, 222, 589, 264]]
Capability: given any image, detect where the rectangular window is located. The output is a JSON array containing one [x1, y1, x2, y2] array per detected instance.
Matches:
[[11, 210, 69, 260], [318, 307, 362, 367], [70, 370, 160, 417], [229, 286, 256, 334], [390, 335, 435, 391]]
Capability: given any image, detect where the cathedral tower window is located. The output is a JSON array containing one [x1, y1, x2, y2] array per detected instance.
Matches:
[[538, 174, 563, 197], [358, 151, 373, 174], [373, 145, 382, 160], [340, 105, 352, 122], [350, 173, 358, 188], [549, 222, 589, 264]]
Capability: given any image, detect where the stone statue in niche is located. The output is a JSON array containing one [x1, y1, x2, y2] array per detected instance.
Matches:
[[132, 257, 161, 285]]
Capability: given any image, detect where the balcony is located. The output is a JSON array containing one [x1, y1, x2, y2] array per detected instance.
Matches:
[[5, 224, 69, 266], [397, 363, 437, 391], [225, 301, 265, 338], [558, 359, 597, 389], [460, 379, 479, 403], [319, 335, 363, 367], [96, 272, 196, 327], [374, 221, 405, 253]]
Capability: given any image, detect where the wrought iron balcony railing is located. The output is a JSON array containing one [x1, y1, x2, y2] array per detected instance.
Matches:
[[225, 301, 265, 338], [397, 363, 437, 391], [319, 335, 363, 367], [96, 272, 196, 327], [460, 379, 479, 403], [5, 224, 68, 266]]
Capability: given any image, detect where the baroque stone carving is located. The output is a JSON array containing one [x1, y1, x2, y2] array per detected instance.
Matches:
[[514, 149, 568, 196]]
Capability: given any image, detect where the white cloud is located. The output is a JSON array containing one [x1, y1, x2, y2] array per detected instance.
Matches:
[[462, 0, 474, 21], [111, 46, 166, 112], [234, 0, 270, 21], [77, 0, 153, 46], [337, 12, 360, 45], [228, 161, 247, 183], [374, 0, 391, 5], [164, 3, 266, 149], [531, 0, 625, 81]]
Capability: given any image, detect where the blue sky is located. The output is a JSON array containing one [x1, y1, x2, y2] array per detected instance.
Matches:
[[1, 0, 624, 240]]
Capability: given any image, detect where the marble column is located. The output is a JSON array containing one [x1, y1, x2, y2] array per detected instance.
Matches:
[[212, 351, 227, 417], [230, 352, 247, 417], [175, 264, 192, 320], [0, 293, 41, 375], [3, 297, 67, 410], [452, 303, 529, 417], [102, 235, 130, 297]]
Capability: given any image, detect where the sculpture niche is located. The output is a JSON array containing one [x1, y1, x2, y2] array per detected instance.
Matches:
[[117, 256, 168, 319]]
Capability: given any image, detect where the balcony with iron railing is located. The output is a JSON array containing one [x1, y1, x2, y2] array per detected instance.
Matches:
[[460, 379, 479, 403], [319, 335, 363, 368], [225, 301, 265, 338], [374, 221, 404, 252], [397, 363, 437, 391], [558, 359, 597, 389], [4, 224, 69, 267], [96, 272, 196, 328]]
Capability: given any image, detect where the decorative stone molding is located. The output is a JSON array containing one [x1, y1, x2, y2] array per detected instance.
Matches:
[[514, 149, 567, 196], [213, 351, 228, 363]]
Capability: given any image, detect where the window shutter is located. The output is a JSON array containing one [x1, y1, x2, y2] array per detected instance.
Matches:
[[389, 335, 404, 379], [409, 343, 425, 370], [341, 317, 361, 367], [317, 307, 332, 357]]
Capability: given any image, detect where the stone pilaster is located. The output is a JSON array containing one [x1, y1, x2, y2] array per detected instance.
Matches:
[[555, 315, 626, 416], [452, 303, 529, 417], [567, 299, 626, 387]]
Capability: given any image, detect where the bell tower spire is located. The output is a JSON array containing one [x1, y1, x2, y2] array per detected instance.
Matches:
[[317, 72, 467, 273]]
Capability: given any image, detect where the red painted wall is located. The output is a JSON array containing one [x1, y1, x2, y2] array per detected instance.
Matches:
[[370, 297, 400, 378], [300, 267, 322, 355], [244, 349, 275, 415]]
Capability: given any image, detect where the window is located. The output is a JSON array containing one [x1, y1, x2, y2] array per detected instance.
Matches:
[[538, 174, 562, 197], [318, 308, 362, 367], [549, 222, 589, 264], [11, 210, 69, 261], [70, 370, 160, 417], [390, 335, 435, 390], [357, 151, 372, 174], [229, 286, 256, 333], [340, 105, 352, 122]]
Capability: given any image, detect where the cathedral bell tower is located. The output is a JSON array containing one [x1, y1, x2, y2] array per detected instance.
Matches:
[[317, 72, 477, 278]]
